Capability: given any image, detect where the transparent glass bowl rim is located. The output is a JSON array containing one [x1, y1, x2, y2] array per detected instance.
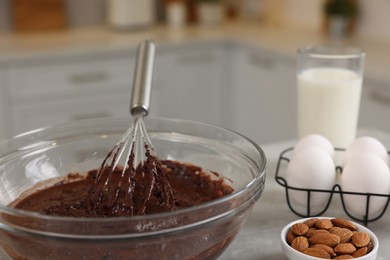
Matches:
[[0, 117, 267, 226]]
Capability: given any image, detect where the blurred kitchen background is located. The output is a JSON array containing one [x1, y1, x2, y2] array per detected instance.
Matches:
[[1, 0, 390, 146]]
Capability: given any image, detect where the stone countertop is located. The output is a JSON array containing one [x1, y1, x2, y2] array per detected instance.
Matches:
[[221, 129, 390, 259], [0, 20, 390, 83]]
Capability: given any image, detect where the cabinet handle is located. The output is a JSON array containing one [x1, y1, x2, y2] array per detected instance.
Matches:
[[248, 53, 275, 70], [178, 53, 213, 64], [72, 112, 111, 121], [69, 71, 109, 84]]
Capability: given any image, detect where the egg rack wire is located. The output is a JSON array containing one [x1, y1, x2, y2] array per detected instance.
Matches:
[[275, 147, 390, 226]]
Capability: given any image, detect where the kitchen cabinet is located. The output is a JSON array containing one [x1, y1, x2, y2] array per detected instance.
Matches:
[[228, 44, 297, 145], [8, 54, 135, 100], [0, 42, 230, 139], [0, 40, 299, 145], [5, 51, 136, 136], [12, 95, 130, 135], [359, 77, 390, 133], [151, 42, 229, 127], [4, 39, 388, 145]]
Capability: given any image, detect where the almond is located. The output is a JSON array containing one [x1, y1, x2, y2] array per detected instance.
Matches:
[[309, 233, 340, 247], [290, 223, 309, 236], [286, 218, 374, 259], [291, 236, 309, 252], [331, 218, 357, 231], [313, 244, 336, 257], [334, 243, 356, 255], [367, 241, 374, 252], [334, 255, 353, 259], [352, 246, 368, 257], [315, 219, 333, 230], [352, 232, 371, 247], [304, 218, 319, 228], [329, 227, 353, 243], [287, 230, 296, 245], [306, 228, 329, 237], [302, 247, 330, 259]]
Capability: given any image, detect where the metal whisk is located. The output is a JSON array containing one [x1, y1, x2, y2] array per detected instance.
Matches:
[[89, 39, 175, 217]]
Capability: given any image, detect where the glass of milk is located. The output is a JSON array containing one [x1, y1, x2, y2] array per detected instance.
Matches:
[[297, 45, 365, 148]]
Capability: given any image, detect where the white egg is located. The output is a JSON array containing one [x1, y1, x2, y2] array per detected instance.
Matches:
[[287, 147, 336, 214], [342, 136, 389, 166], [341, 153, 390, 218], [293, 134, 335, 160]]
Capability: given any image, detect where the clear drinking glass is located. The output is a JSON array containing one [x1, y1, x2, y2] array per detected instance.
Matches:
[[297, 45, 365, 148]]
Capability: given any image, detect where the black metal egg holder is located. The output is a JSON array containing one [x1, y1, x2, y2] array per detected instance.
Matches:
[[275, 147, 390, 226]]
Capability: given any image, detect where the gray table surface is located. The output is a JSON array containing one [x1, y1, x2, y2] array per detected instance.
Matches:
[[221, 135, 390, 260]]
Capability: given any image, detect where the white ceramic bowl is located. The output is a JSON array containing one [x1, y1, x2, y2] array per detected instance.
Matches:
[[281, 217, 379, 260]]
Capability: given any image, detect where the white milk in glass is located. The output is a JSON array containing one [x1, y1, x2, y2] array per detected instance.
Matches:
[[298, 67, 362, 148]]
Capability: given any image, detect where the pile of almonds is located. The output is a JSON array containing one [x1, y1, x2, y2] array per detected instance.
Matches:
[[286, 218, 374, 259]]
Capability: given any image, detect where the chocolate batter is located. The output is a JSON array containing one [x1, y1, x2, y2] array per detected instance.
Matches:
[[4, 152, 236, 259], [12, 160, 233, 217]]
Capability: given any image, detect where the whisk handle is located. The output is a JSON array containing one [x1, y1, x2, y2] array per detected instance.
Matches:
[[131, 39, 156, 116]]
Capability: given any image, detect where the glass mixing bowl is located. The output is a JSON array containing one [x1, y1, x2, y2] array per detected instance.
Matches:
[[0, 117, 266, 260]]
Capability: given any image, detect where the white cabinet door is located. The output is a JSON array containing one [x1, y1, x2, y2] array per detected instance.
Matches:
[[229, 46, 296, 145], [359, 77, 390, 133], [9, 54, 135, 103], [12, 94, 130, 135], [7, 52, 136, 136], [150, 43, 228, 127]]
